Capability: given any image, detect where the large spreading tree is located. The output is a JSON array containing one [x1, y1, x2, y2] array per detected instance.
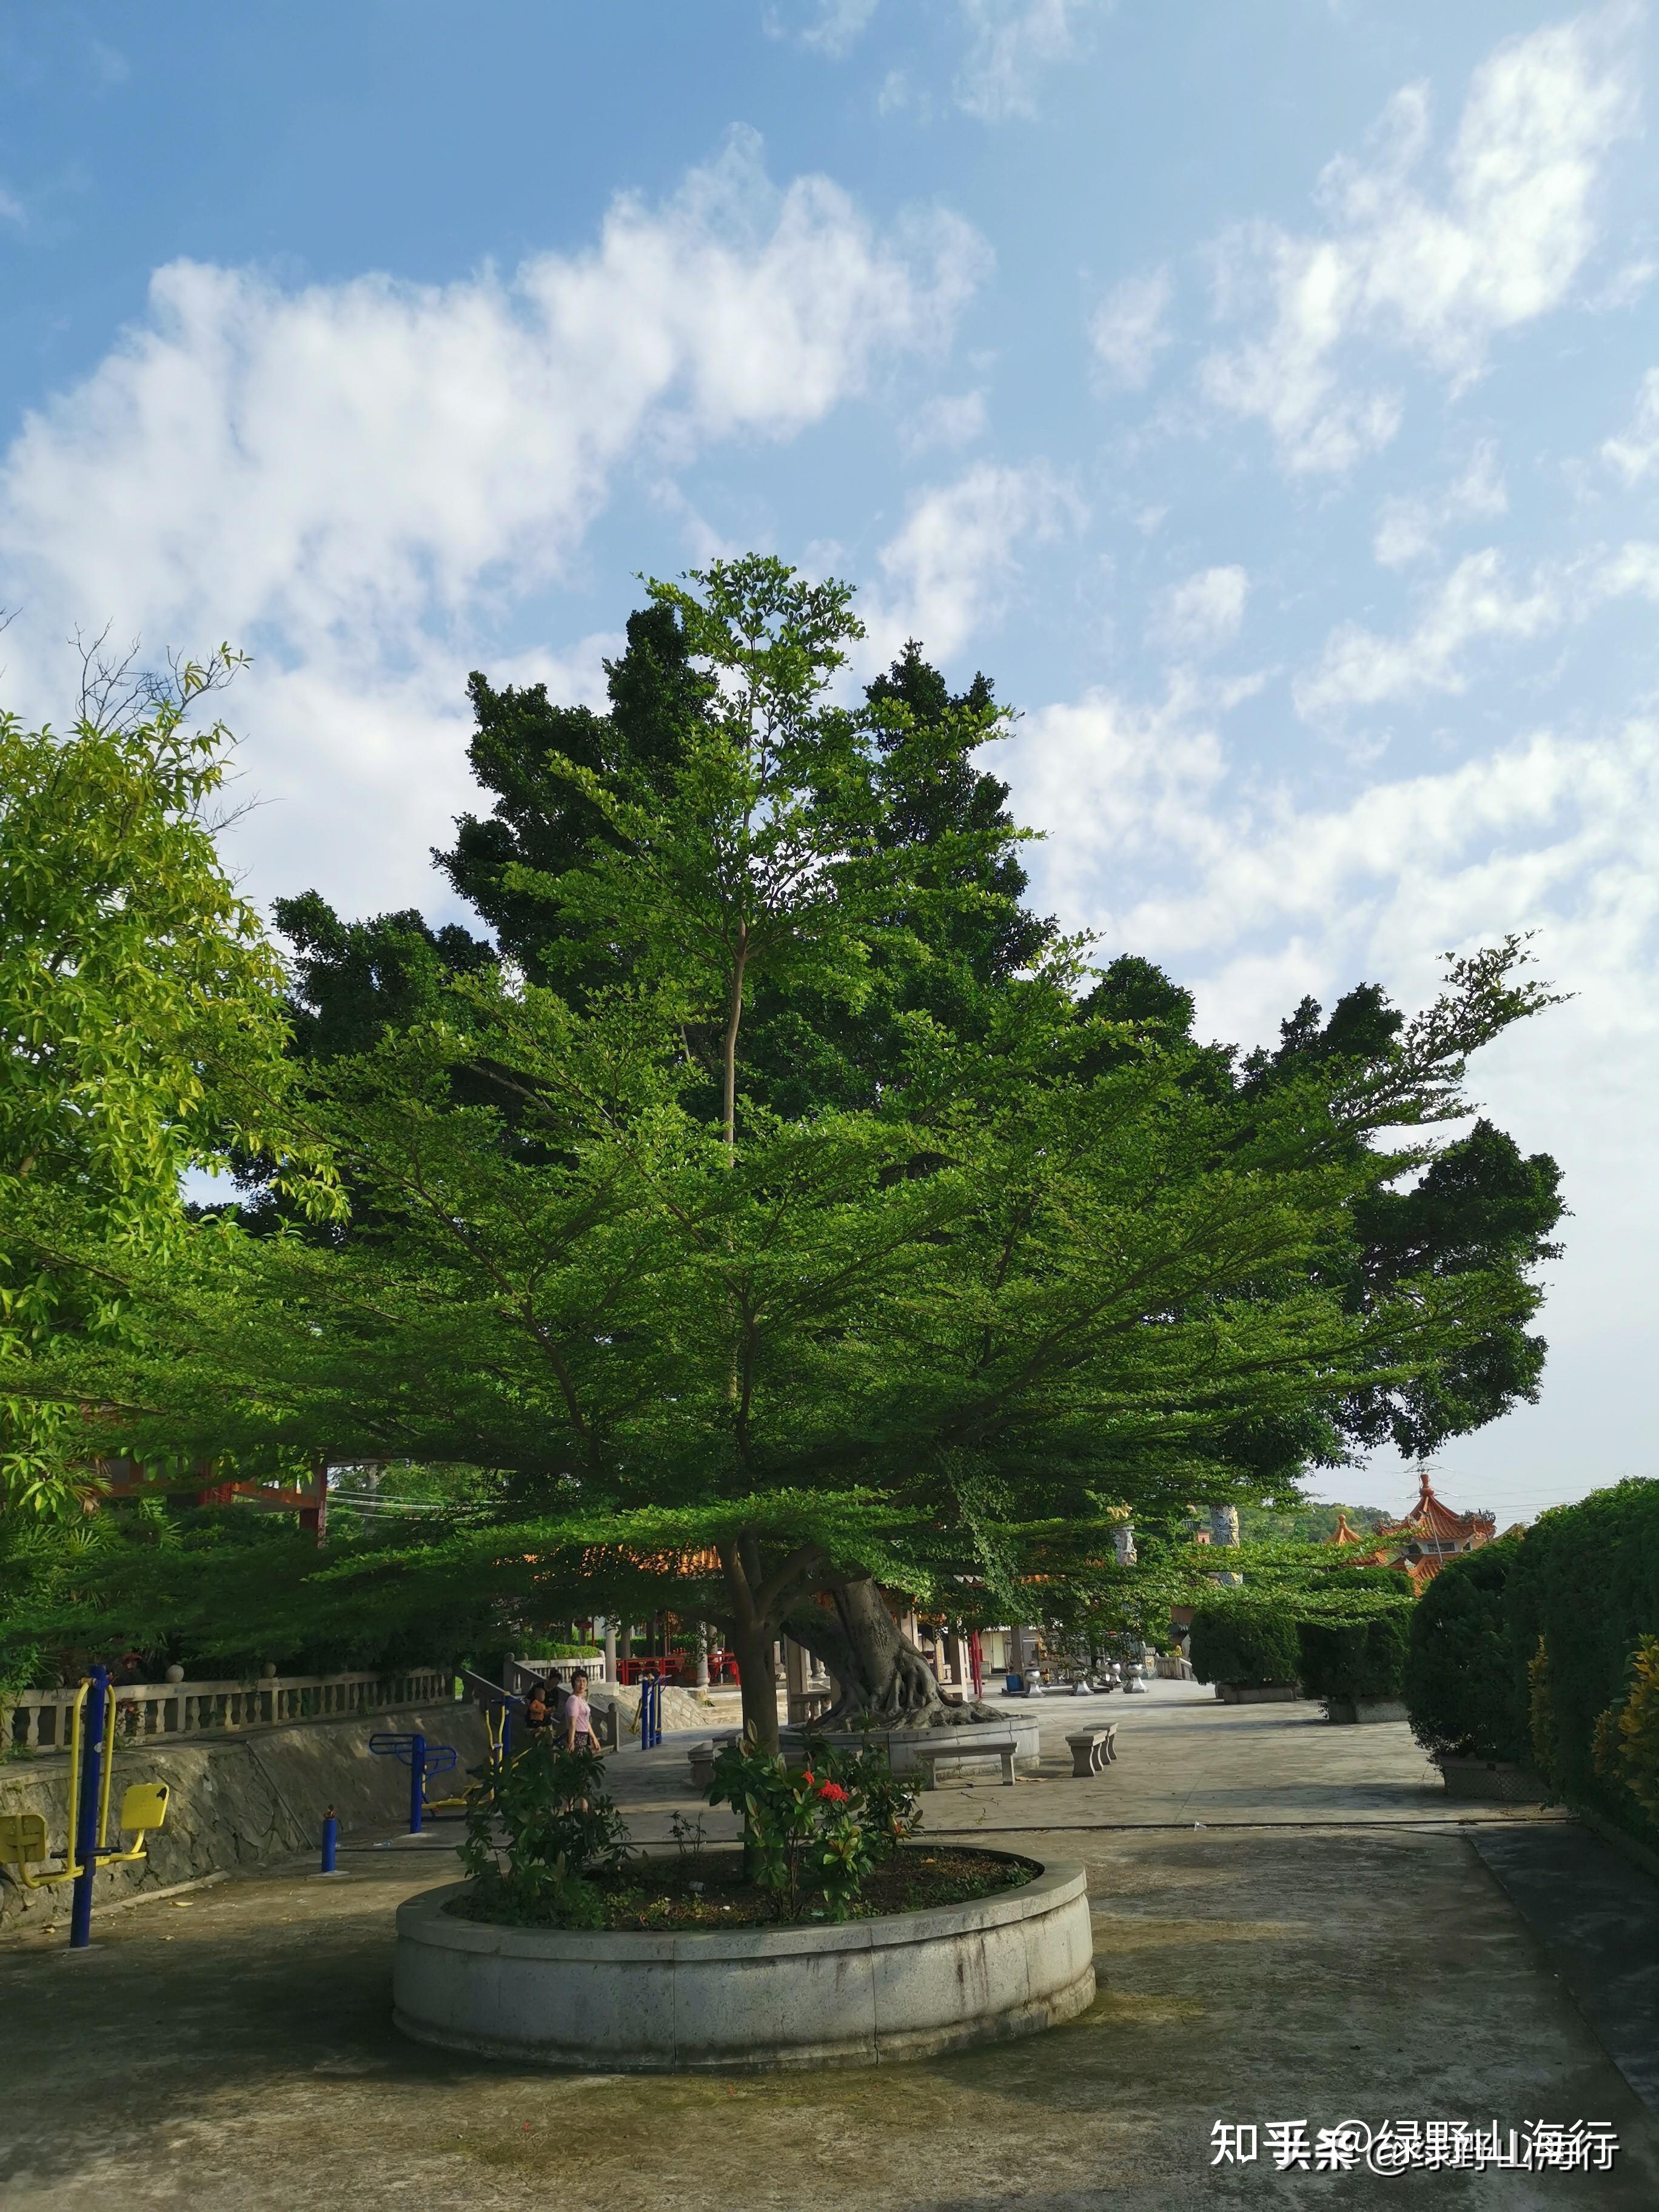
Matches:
[[4, 561, 1563, 1749]]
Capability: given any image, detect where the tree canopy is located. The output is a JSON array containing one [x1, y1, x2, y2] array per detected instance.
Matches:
[[0, 560, 1565, 1744], [0, 654, 338, 1515]]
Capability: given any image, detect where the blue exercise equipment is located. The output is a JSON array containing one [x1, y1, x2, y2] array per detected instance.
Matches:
[[639, 1674, 663, 1751], [369, 1731, 460, 1834]]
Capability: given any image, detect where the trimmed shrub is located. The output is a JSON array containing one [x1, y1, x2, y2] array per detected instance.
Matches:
[[1594, 1637, 1659, 1823], [1404, 1538, 1528, 1763], [1188, 1600, 1301, 1687], [1509, 1478, 1659, 1848], [1298, 1608, 1412, 1704]]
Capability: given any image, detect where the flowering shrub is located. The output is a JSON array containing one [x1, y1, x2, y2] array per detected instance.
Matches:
[[706, 1732, 919, 1921]]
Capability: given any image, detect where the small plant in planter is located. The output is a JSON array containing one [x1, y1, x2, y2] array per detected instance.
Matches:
[[706, 1732, 920, 1922], [460, 1740, 629, 1928]]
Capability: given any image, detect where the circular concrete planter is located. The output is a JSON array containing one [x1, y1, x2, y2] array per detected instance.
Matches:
[[392, 1854, 1094, 2072]]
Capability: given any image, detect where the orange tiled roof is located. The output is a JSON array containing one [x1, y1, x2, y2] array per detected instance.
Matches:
[[1381, 1470, 1496, 1558], [1320, 1475, 1493, 1587]]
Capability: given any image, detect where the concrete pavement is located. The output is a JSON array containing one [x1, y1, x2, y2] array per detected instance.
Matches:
[[3, 1676, 1654, 2210]]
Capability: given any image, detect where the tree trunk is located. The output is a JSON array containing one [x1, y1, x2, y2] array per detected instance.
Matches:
[[787, 1577, 993, 1728], [721, 928, 749, 1154], [729, 1616, 780, 1754]]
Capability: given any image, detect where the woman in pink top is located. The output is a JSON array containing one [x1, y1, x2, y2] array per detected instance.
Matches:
[[563, 1670, 600, 1757]]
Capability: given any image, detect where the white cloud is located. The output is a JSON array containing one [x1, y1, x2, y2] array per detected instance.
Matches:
[[766, 0, 880, 58], [1593, 539, 1659, 601], [0, 132, 988, 914], [1373, 441, 1507, 567], [1088, 269, 1173, 392], [1584, 254, 1658, 311], [1295, 536, 1659, 718], [1295, 550, 1558, 716], [1004, 676, 1227, 915], [1150, 565, 1249, 656], [1603, 366, 1659, 483], [899, 388, 988, 455], [1201, 10, 1638, 473], [0, 186, 24, 230], [0, 131, 984, 653], [953, 0, 1101, 121], [868, 460, 1085, 662]]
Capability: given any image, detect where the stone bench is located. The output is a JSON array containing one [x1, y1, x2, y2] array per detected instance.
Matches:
[[688, 1736, 737, 1794], [1064, 1725, 1117, 1778], [909, 1732, 1019, 1789]]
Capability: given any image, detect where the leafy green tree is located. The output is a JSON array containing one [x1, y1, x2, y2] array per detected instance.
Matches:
[[435, 603, 1049, 1128], [3, 565, 1565, 1748], [0, 654, 338, 1513], [11, 899, 1555, 1753], [435, 601, 712, 991]]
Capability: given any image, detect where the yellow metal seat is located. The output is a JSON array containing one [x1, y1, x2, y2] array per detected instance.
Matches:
[[119, 1781, 170, 1834], [0, 1811, 49, 1865]]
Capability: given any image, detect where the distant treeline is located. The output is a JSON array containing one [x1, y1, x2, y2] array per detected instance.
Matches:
[[1235, 1503, 1392, 1546]]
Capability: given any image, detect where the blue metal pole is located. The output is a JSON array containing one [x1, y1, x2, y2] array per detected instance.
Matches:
[[409, 1732, 425, 1835], [320, 1809, 338, 1873], [69, 1666, 110, 1950]]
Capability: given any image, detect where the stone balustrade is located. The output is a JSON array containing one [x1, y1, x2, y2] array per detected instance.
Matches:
[[4, 1666, 455, 1753]]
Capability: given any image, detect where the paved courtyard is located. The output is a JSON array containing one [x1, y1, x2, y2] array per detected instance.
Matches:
[[4, 1683, 1657, 2210]]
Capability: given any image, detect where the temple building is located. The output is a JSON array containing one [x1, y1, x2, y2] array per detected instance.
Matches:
[[1329, 1470, 1498, 1591]]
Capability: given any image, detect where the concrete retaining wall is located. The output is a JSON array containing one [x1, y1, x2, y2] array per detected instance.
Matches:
[[0, 1698, 489, 1935], [394, 1855, 1094, 2070]]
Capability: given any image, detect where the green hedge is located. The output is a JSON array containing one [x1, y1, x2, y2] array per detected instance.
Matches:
[[1188, 1589, 1410, 1689], [1188, 1600, 1301, 1686], [1509, 1480, 1659, 1847], [1403, 1538, 1528, 1761], [1403, 1486, 1659, 1851], [1297, 1609, 1412, 1704]]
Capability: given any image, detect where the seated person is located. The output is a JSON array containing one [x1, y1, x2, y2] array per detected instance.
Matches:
[[520, 1684, 554, 1740]]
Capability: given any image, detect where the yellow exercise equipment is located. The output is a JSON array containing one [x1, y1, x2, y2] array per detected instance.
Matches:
[[0, 1677, 170, 1890]]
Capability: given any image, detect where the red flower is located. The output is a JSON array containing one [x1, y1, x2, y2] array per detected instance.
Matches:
[[816, 1781, 850, 1803], [801, 1769, 814, 1786]]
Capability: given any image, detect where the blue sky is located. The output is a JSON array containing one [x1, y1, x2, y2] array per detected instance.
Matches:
[[3, 2, 1657, 1524]]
